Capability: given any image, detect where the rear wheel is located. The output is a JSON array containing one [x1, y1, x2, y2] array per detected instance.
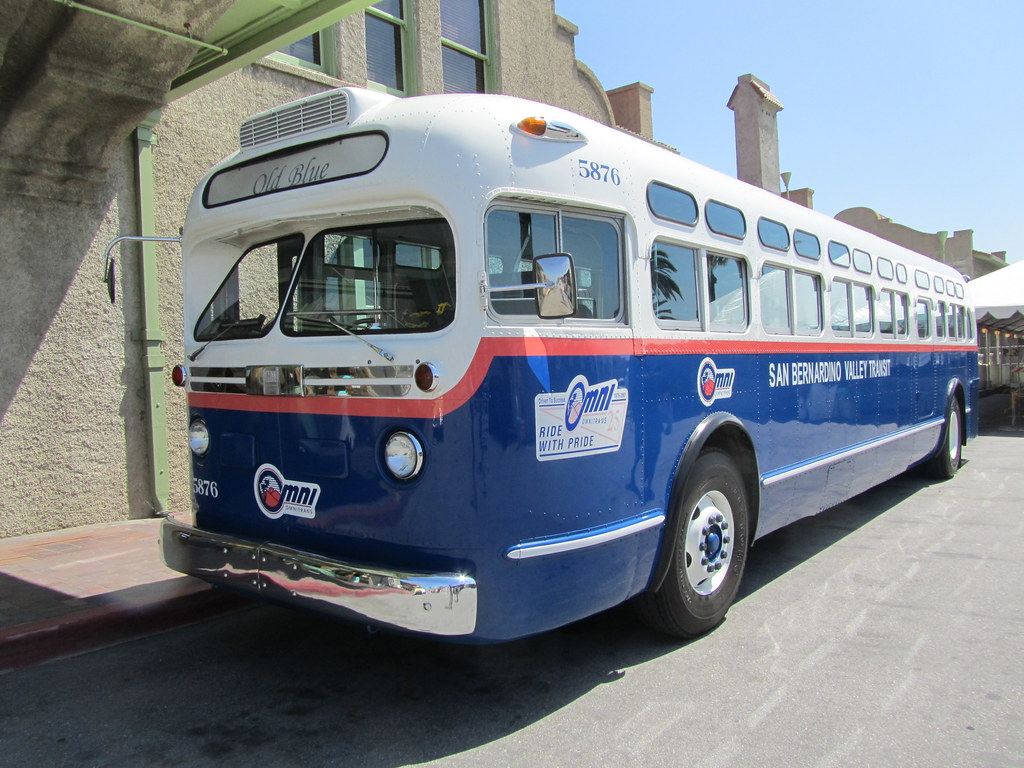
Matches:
[[927, 395, 962, 479], [636, 449, 749, 638]]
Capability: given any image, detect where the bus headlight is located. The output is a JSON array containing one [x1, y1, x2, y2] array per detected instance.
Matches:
[[384, 431, 423, 480], [189, 417, 210, 457]]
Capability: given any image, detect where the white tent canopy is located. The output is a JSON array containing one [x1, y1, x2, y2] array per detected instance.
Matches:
[[969, 259, 1024, 335]]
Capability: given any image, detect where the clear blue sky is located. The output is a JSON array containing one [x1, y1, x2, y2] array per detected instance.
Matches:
[[553, 0, 1022, 265]]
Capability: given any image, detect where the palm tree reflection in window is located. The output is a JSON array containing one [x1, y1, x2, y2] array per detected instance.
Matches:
[[651, 243, 698, 323]]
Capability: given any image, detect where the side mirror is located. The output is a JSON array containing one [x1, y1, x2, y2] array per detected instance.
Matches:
[[533, 253, 577, 319]]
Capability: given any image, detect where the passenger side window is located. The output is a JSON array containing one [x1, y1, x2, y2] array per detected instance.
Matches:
[[916, 298, 931, 339], [651, 241, 700, 325], [831, 279, 851, 336], [485, 207, 622, 320], [707, 253, 747, 330], [760, 265, 790, 333], [563, 216, 621, 319], [878, 288, 894, 335], [794, 271, 822, 334], [852, 283, 872, 336]]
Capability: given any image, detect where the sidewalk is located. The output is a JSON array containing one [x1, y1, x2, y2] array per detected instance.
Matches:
[[0, 516, 248, 672]]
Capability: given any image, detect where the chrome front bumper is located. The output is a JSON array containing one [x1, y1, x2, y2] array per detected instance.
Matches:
[[160, 518, 477, 636]]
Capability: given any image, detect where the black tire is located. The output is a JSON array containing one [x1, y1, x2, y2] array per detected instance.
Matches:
[[926, 395, 962, 479], [635, 449, 749, 638]]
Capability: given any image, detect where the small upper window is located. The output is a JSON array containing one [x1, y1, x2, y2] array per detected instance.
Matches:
[[794, 230, 821, 260], [706, 201, 746, 239], [945, 279, 956, 296], [933, 276, 945, 294], [877, 257, 894, 280], [915, 270, 930, 290], [895, 263, 908, 284], [757, 218, 790, 251], [647, 182, 698, 226], [954, 283, 965, 300], [828, 241, 851, 268], [852, 249, 872, 274]]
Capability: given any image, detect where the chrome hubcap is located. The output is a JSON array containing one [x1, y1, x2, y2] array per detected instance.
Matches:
[[947, 409, 960, 462], [683, 490, 734, 595]]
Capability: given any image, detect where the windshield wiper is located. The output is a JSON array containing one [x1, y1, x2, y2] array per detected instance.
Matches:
[[189, 315, 266, 362], [288, 311, 394, 362]]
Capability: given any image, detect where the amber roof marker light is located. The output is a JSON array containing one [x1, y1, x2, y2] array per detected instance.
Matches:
[[513, 117, 587, 143]]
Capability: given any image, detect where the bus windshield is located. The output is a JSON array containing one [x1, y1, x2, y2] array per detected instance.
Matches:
[[281, 218, 456, 336]]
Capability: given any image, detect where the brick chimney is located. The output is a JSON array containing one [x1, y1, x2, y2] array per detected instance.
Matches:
[[727, 74, 783, 193], [606, 82, 654, 140]]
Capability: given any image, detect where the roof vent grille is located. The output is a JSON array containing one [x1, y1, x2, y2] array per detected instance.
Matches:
[[239, 91, 350, 149]]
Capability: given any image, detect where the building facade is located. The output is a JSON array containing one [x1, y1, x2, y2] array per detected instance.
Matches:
[[0, 0, 648, 537], [835, 207, 1007, 281]]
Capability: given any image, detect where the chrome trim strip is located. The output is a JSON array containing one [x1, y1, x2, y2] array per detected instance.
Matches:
[[761, 419, 944, 487], [160, 518, 476, 636], [505, 512, 665, 561], [191, 376, 246, 385]]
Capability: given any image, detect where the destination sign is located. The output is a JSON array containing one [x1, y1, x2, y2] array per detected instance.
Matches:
[[203, 132, 388, 207]]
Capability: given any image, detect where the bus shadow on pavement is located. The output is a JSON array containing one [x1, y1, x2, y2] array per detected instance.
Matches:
[[736, 467, 942, 602]]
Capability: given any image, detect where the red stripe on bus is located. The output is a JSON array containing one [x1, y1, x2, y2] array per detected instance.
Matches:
[[187, 335, 974, 416]]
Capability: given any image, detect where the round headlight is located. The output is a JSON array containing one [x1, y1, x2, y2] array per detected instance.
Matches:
[[189, 417, 210, 457], [384, 431, 423, 480]]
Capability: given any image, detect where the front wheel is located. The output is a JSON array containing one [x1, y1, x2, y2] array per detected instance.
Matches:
[[635, 449, 750, 638], [926, 395, 962, 479]]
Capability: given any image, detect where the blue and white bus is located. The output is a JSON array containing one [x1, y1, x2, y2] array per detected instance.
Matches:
[[160, 88, 978, 641]]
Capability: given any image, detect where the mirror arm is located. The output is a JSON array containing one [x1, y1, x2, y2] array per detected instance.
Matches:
[[102, 235, 182, 304], [486, 281, 555, 294]]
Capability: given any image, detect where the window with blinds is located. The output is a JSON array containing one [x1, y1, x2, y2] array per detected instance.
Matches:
[[440, 0, 487, 93]]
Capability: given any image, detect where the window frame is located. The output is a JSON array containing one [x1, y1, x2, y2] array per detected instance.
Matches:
[[757, 217, 790, 252], [705, 251, 749, 332], [828, 241, 851, 268], [794, 229, 821, 261], [365, 1, 411, 95], [440, 0, 491, 93], [705, 200, 747, 240], [484, 203, 625, 324], [915, 297, 932, 340], [272, 28, 337, 76], [647, 182, 699, 227], [852, 248, 872, 275], [758, 262, 823, 337], [651, 238, 702, 329]]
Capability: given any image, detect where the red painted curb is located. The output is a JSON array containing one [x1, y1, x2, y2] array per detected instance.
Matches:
[[0, 581, 250, 672]]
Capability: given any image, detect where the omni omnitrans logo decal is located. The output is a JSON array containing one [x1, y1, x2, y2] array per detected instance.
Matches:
[[254, 463, 321, 519], [534, 375, 629, 461], [697, 357, 736, 406]]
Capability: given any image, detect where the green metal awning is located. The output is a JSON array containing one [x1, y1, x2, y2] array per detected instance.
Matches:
[[168, 0, 375, 101]]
